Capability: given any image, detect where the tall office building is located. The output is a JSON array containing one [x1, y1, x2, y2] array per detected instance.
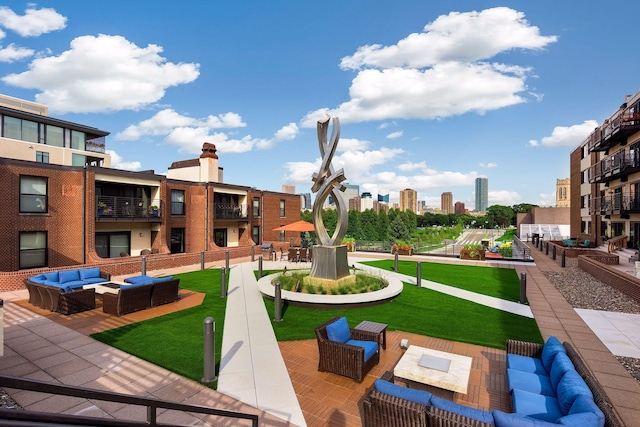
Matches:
[[302, 193, 312, 209], [399, 188, 418, 213], [361, 192, 373, 211], [378, 188, 390, 203], [281, 184, 296, 194], [475, 177, 488, 213], [441, 192, 453, 214], [455, 201, 466, 215]]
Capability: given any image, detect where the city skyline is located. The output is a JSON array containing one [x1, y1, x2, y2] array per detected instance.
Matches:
[[1, 2, 639, 209]]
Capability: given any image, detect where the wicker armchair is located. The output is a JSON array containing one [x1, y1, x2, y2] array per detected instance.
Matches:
[[150, 278, 180, 307], [53, 287, 96, 315], [314, 316, 380, 383], [103, 283, 153, 316]]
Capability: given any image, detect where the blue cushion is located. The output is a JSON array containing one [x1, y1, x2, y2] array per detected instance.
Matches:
[[153, 276, 174, 283], [43, 271, 59, 282], [29, 276, 47, 284], [512, 388, 563, 422], [507, 369, 555, 396], [374, 379, 432, 406], [59, 270, 80, 284], [79, 267, 101, 280], [549, 352, 574, 389], [346, 339, 378, 362], [326, 317, 351, 343], [82, 277, 107, 285], [541, 336, 566, 372], [430, 396, 494, 424], [59, 280, 87, 292], [507, 354, 547, 375], [493, 410, 558, 426], [564, 395, 604, 426], [44, 280, 65, 287], [556, 370, 592, 415], [556, 412, 604, 426], [122, 282, 152, 289], [125, 275, 155, 285]]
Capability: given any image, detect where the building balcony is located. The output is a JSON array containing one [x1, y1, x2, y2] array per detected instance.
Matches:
[[588, 107, 640, 153], [96, 196, 162, 222], [592, 192, 640, 217], [587, 148, 640, 184], [214, 203, 247, 220]]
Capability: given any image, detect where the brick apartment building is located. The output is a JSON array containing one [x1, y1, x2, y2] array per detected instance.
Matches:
[[571, 90, 640, 248], [0, 94, 300, 288]]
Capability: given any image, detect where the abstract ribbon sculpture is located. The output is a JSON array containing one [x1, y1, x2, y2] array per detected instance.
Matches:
[[311, 115, 348, 246]]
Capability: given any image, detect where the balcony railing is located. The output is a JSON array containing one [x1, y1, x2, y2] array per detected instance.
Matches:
[[96, 196, 162, 220], [587, 103, 640, 152], [588, 147, 640, 184], [591, 191, 640, 215], [214, 203, 247, 220]]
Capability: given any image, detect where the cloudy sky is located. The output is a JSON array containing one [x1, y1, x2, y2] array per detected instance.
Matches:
[[1, 1, 637, 209]]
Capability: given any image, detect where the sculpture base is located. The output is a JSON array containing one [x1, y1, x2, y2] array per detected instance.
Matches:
[[309, 245, 350, 281]]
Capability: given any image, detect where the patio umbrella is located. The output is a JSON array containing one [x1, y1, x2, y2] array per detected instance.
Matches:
[[273, 220, 316, 232]]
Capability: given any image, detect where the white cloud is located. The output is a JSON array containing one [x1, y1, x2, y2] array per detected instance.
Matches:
[[488, 190, 521, 206], [529, 120, 598, 147], [386, 130, 403, 139], [337, 138, 371, 152], [2, 34, 200, 114], [118, 109, 297, 155], [398, 161, 426, 171], [479, 162, 497, 168], [537, 192, 556, 207], [301, 7, 557, 127], [106, 150, 142, 171], [0, 43, 33, 62], [0, 6, 66, 37]]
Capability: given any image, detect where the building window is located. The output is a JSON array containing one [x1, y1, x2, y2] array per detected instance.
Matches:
[[280, 200, 285, 217], [253, 197, 260, 217], [3, 116, 39, 143], [170, 228, 185, 253], [36, 151, 49, 163], [95, 232, 130, 258], [71, 130, 85, 150], [20, 175, 47, 213], [46, 125, 64, 147], [279, 230, 285, 242], [19, 231, 47, 269], [253, 226, 260, 244], [171, 190, 185, 215]]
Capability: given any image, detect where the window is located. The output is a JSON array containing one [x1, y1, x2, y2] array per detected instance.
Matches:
[[72, 153, 86, 166], [95, 232, 131, 258], [279, 230, 285, 242], [3, 116, 38, 143], [20, 231, 47, 269], [170, 228, 185, 253], [253, 197, 260, 217], [252, 226, 260, 244], [46, 125, 64, 147], [20, 175, 47, 213], [36, 151, 49, 163], [71, 130, 85, 150], [280, 199, 285, 217], [171, 190, 185, 215]]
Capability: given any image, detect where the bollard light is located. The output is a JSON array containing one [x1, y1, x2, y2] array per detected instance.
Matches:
[[141, 256, 147, 276], [201, 250, 205, 270], [225, 250, 230, 271], [258, 255, 263, 278], [274, 282, 283, 322], [201, 317, 217, 383], [519, 272, 527, 304], [251, 245, 255, 262], [416, 262, 422, 287], [220, 268, 227, 298], [394, 251, 399, 272]]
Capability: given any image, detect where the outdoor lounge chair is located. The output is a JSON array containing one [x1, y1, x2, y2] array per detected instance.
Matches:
[[580, 239, 591, 247], [314, 316, 380, 383], [103, 283, 154, 316]]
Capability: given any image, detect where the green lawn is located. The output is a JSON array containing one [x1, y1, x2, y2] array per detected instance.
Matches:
[[362, 259, 523, 302], [91, 269, 227, 388]]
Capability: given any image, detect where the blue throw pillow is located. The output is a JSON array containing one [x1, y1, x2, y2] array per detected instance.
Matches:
[[29, 275, 47, 284], [374, 379, 432, 406], [43, 271, 59, 282], [59, 270, 81, 284], [564, 395, 604, 426], [493, 410, 558, 426], [556, 370, 592, 415], [326, 317, 351, 343], [549, 352, 574, 389], [346, 339, 378, 361], [430, 396, 494, 424], [79, 267, 101, 280], [125, 275, 155, 285], [541, 336, 566, 372], [511, 389, 563, 422], [507, 354, 547, 375]]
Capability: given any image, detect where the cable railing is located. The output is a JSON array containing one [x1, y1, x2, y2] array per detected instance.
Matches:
[[0, 375, 258, 427]]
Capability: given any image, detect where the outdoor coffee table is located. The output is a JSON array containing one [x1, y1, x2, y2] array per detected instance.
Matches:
[[82, 281, 127, 295], [354, 320, 388, 350], [394, 345, 472, 395]]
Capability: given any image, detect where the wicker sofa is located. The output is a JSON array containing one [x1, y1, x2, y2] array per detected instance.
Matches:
[[315, 316, 380, 383], [103, 276, 180, 316], [361, 338, 620, 427], [24, 268, 111, 315]]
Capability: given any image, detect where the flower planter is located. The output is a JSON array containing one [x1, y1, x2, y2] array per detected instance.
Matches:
[[459, 249, 486, 260], [392, 248, 414, 256]]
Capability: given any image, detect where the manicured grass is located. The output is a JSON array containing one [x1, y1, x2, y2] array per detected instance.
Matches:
[[91, 269, 226, 388], [362, 260, 523, 302], [264, 282, 542, 349]]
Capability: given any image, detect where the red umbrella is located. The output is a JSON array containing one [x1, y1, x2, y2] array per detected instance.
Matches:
[[273, 220, 316, 232]]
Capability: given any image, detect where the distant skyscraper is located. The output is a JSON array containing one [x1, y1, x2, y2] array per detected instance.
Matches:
[[328, 183, 359, 207], [361, 192, 373, 211], [378, 188, 389, 203], [282, 184, 296, 194], [302, 193, 312, 209], [475, 177, 488, 213], [455, 201, 466, 215], [399, 188, 418, 213], [441, 192, 453, 214], [349, 196, 361, 212]]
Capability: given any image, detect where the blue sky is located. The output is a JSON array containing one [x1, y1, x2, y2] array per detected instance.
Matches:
[[1, 1, 639, 210]]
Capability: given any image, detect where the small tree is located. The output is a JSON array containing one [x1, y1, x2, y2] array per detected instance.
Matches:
[[390, 215, 410, 242]]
